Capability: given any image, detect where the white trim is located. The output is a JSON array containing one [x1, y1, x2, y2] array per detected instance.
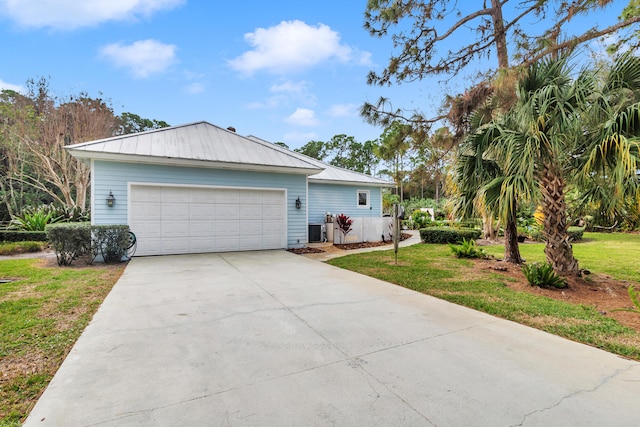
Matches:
[[127, 182, 288, 252], [90, 159, 95, 225], [68, 150, 321, 175], [308, 177, 395, 187], [357, 189, 371, 209], [305, 175, 309, 244]]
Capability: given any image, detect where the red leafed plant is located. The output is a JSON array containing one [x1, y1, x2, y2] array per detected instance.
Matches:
[[336, 213, 353, 243]]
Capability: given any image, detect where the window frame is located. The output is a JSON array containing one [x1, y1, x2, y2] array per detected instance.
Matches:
[[357, 189, 370, 209]]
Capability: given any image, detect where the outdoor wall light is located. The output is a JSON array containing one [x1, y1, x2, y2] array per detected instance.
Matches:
[[295, 196, 301, 209], [106, 191, 116, 208]]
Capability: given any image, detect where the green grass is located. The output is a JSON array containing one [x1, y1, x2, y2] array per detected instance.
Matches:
[[0, 258, 123, 425], [482, 232, 640, 282], [0, 242, 47, 256], [328, 232, 640, 361]]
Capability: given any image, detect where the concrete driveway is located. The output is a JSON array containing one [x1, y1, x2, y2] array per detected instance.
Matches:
[[25, 250, 639, 426]]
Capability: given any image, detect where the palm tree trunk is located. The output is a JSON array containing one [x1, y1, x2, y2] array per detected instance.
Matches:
[[503, 210, 522, 264], [540, 167, 579, 275]]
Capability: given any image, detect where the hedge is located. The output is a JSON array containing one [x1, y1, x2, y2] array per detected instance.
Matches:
[[0, 230, 47, 242], [45, 223, 131, 266], [568, 226, 585, 242], [91, 225, 131, 264], [419, 227, 482, 244], [46, 222, 92, 266]]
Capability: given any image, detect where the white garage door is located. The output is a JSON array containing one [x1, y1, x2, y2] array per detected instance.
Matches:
[[129, 185, 286, 256]]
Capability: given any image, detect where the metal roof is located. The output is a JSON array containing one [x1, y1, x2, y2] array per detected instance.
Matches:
[[66, 121, 322, 175], [246, 136, 394, 187]]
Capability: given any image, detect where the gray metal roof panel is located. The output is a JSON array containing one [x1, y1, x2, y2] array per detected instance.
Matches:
[[66, 121, 322, 172]]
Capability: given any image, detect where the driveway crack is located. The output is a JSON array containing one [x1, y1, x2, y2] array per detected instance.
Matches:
[[510, 363, 639, 426]]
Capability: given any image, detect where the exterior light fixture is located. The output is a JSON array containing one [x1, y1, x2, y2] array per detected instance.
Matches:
[[295, 196, 301, 209], [106, 191, 116, 208]]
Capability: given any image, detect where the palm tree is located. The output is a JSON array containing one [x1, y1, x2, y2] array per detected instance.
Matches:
[[453, 111, 525, 264], [488, 54, 640, 275]]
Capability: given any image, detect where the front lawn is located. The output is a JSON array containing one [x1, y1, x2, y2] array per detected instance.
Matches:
[[328, 232, 640, 361], [482, 232, 640, 282], [0, 258, 124, 426]]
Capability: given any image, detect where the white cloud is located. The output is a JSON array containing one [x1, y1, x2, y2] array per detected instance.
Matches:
[[247, 95, 287, 109], [99, 39, 177, 78], [326, 103, 358, 118], [270, 80, 310, 94], [0, 79, 23, 93], [285, 108, 319, 127], [283, 131, 318, 145], [184, 82, 204, 94], [0, 0, 184, 30], [228, 20, 370, 75]]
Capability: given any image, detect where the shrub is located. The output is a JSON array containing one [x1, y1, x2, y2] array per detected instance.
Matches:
[[336, 214, 353, 244], [91, 225, 131, 264], [0, 230, 47, 242], [10, 206, 62, 231], [449, 238, 486, 258], [567, 226, 585, 242], [419, 227, 481, 244], [46, 222, 92, 266], [406, 209, 432, 230], [522, 262, 567, 289]]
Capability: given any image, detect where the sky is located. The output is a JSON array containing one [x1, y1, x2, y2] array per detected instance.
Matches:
[[0, 1, 632, 150]]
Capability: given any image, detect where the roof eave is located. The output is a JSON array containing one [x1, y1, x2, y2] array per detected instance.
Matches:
[[308, 177, 395, 187], [67, 150, 323, 175]]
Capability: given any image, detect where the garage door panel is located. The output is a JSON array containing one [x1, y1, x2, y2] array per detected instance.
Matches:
[[137, 237, 164, 255], [262, 192, 282, 204], [261, 235, 283, 248], [162, 239, 189, 254], [263, 205, 284, 217], [239, 204, 262, 220], [190, 220, 215, 235], [190, 204, 215, 220], [188, 236, 215, 252], [216, 219, 239, 236], [216, 204, 239, 218], [162, 203, 188, 219], [130, 185, 285, 256], [240, 220, 262, 237], [216, 190, 239, 204], [162, 221, 189, 237], [215, 236, 239, 252], [163, 187, 190, 203], [189, 188, 216, 203]]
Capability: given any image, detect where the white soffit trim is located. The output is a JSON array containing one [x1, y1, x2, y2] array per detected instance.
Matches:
[[67, 150, 321, 175]]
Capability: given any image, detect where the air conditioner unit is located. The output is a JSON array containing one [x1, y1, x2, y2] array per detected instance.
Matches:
[[308, 224, 322, 243]]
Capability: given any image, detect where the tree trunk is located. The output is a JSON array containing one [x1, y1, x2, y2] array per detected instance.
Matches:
[[491, 0, 509, 70], [503, 214, 522, 264], [483, 214, 496, 240], [540, 167, 579, 275]]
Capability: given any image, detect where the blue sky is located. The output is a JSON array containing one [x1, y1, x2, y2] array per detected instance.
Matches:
[[0, 1, 631, 150]]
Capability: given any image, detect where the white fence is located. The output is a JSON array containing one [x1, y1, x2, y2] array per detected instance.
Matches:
[[331, 217, 393, 244]]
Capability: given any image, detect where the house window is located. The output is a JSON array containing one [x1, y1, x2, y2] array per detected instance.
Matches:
[[357, 190, 370, 209]]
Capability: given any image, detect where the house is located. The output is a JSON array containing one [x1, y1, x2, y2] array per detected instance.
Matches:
[[66, 121, 394, 256]]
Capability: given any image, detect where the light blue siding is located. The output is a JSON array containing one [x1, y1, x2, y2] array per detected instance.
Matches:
[[308, 183, 382, 224], [92, 160, 308, 248]]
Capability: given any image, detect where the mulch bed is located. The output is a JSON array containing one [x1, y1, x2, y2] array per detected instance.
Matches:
[[287, 247, 325, 254], [288, 233, 412, 254]]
